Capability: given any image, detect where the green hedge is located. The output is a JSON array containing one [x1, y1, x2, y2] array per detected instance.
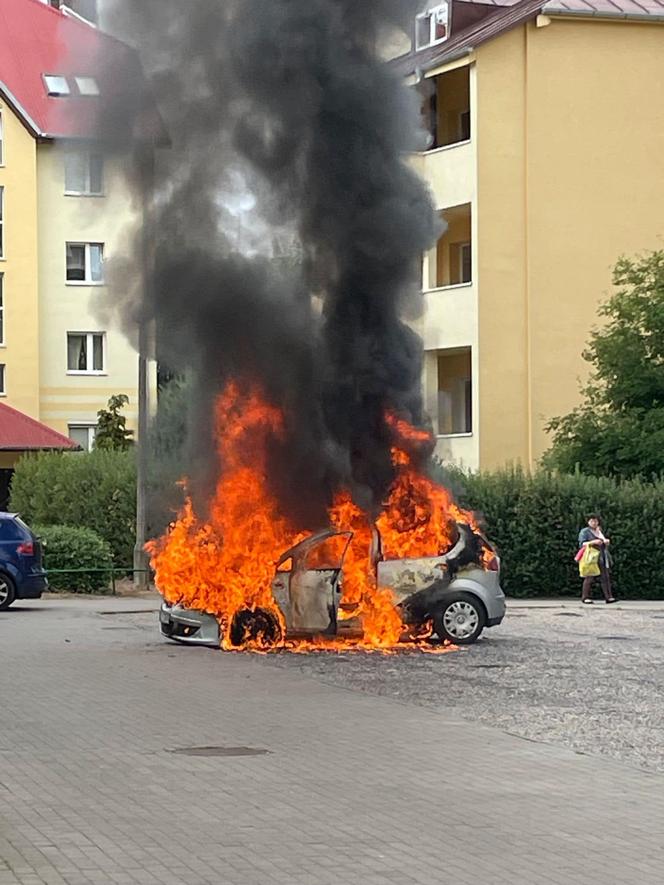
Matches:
[[10, 450, 136, 567], [433, 463, 664, 599], [34, 525, 114, 594]]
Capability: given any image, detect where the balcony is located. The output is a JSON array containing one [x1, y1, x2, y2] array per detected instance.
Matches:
[[425, 203, 472, 289], [420, 203, 475, 351], [423, 346, 478, 470], [421, 65, 470, 151], [412, 64, 475, 208], [433, 432, 477, 470]]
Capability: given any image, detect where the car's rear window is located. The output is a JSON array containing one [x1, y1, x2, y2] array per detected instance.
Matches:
[[0, 517, 29, 541]]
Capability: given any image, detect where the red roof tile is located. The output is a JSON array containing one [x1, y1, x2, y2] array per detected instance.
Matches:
[[0, 402, 79, 451], [0, 0, 162, 141]]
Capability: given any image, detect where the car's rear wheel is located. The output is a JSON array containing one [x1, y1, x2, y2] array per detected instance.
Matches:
[[0, 574, 16, 611], [433, 592, 485, 645]]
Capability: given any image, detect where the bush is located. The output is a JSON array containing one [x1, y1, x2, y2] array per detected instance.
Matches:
[[34, 525, 114, 594], [10, 450, 136, 567], [432, 462, 664, 599]]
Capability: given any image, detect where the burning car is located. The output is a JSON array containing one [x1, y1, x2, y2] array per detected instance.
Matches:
[[159, 521, 505, 648], [153, 385, 506, 652]]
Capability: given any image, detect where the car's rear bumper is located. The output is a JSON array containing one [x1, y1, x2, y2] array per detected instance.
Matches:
[[485, 589, 506, 627], [17, 573, 48, 599], [159, 603, 220, 646]]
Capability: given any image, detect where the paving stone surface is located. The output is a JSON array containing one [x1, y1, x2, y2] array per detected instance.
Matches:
[[1, 596, 664, 884], [268, 603, 664, 772]]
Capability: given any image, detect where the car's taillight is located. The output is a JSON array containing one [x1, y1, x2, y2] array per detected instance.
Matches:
[[17, 541, 34, 556], [486, 555, 499, 572]]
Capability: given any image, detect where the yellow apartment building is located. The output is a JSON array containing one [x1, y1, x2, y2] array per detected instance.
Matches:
[[0, 87, 40, 420], [0, 0, 154, 471], [399, 0, 664, 470]]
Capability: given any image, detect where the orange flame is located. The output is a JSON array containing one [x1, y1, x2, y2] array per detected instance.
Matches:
[[147, 383, 301, 649], [149, 385, 485, 652]]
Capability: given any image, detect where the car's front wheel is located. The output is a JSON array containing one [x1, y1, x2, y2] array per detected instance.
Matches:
[[0, 573, 16, 611], [229, 607, 282, 649], [433, 592, 485, 645]]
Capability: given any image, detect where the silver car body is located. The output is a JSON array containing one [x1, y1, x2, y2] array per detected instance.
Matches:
[[159, 527, 505, 646], [378, 558, 505, 626], [159, 604, 220, 645]]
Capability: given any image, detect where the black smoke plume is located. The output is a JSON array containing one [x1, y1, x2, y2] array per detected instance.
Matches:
[[102, 0, 440, 528]]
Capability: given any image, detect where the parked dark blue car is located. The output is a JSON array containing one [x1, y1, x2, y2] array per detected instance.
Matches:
[[0, 513, 48, 610]]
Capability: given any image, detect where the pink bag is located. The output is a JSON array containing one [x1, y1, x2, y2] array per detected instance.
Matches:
[[574, 547, 585, 562]]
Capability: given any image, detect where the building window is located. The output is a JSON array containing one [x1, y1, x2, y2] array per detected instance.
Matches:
[[64, 152, 103, 195], [437, 348, 472, 436], [68, 424, 96, 451], [451, 242, 471, 285], [415, 3, 448, 50], [43, 74, 71, 96], [459, 110, 471, 142], [425, 203, 472, 289], [0, 273, 4, 345], [421, 66, 470, 151], [0, 110, 4, 165], [67, 332, 105, 374], [66, 242, 104, 283], [0, 363, 5, 396], [74, 76, 100, 96], [0, 186, 4, 258], [69, 1, 99, 25]]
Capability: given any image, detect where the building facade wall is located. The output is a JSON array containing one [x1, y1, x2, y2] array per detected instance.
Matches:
[[475, 25, 529, 469], [0, 101, 40, 418], [36, 142, 143, 438], [524, 17, 664, 463], [475, 17, 664, 469]]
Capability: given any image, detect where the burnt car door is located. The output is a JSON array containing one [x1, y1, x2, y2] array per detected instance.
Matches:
[[272, 531, 352, 635]]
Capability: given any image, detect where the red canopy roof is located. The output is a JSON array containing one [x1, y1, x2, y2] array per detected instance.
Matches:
[[0, 0, 163, 142], [0, 402, 79, 451]]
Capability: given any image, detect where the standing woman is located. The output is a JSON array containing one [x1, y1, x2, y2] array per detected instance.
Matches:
[[578, 514, 617, 605]]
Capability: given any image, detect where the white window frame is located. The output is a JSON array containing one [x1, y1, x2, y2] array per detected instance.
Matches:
[[415, 4, 449, 51], [65, 242, 105, 284], [68, 424, 97, 451], [64, 151, 104, 196], [74, 76, 99, 96], [0, 363, 5, 396], [0, 109, 4, 166], [0, 273, 4, 346], [43, 74, 71, 97], [0, 186, 4, 259], [66, 332, 106, 375]]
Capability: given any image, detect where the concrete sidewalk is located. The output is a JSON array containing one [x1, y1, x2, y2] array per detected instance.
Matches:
[[1, 599, 663, 884], [507, 596, 664, 610]]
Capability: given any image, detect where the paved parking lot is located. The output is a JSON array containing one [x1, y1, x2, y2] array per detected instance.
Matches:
[[1, 595, 664, 885], [269, 600, 664, 772]]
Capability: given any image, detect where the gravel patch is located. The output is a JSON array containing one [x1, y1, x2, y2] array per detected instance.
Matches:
[[263, 606, 664, 772]]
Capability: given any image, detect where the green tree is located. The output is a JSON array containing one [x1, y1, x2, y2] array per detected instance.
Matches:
[[544, 250, 664, 479], [95, 394, 134, 451]]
